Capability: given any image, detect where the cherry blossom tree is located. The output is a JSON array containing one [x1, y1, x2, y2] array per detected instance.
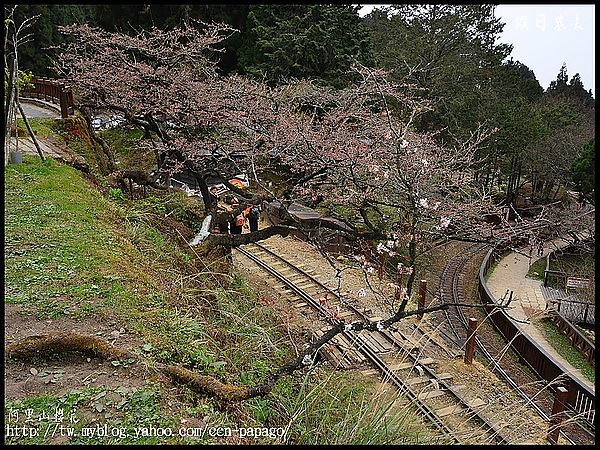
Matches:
[[256, 66, 501, 303], [42, 20, 531, 402], [52, 21, 507, 292]]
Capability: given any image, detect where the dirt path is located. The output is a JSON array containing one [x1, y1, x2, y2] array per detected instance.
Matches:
[[7, 135, 88, 170], [4, 302, 158, 399]]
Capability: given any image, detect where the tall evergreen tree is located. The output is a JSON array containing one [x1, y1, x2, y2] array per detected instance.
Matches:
[[522, 65, 595, 201], [364, 4, 512, 143], [571, 138, 595, 204], [237, 5, 373, 88], [549, 62, 569, 89]]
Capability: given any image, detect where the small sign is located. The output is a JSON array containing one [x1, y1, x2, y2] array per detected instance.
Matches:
[[566, 277, 590, 289]]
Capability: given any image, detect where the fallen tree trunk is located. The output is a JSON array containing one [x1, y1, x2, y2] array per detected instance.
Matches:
[[5, 331, 250, 402]]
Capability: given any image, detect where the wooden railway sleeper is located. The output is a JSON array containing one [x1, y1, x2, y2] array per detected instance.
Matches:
[[237, 244, 511, 445]]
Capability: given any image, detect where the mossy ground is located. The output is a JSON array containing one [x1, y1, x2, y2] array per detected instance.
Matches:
[[537, 319, 595, 384]]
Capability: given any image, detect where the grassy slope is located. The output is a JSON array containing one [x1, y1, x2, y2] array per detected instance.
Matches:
[[5, 137, 441, 444], [539, 319, 595, 383]]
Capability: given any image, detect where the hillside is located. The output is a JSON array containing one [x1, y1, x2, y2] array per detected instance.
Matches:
[[4, 120, 441, 445]]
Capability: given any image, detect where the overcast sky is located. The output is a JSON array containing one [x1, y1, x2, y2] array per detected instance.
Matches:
[[357, 4, 595, 97]]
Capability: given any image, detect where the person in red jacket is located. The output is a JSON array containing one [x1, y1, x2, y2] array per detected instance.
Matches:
[[227, 198, 251, 234]]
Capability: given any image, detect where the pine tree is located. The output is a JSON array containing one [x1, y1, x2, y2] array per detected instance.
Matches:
[[237, 5, 373, 88]]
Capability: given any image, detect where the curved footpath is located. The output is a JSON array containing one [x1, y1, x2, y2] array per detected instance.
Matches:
[[19, 99, 61, 118], [485, 237, 595, 393]]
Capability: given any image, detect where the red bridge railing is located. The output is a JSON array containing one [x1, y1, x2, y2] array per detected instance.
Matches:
[[20, 77, 75, 119]]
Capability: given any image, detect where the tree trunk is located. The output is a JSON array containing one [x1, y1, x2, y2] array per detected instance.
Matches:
[[542, 180, 554, 200], [505, 155, 517, 204], [406, 237, 417, 297], [4, 57, 17, 167], [514, 160, 522, 198], [552, 181, 562, 200], [80, 107, 117, 172]]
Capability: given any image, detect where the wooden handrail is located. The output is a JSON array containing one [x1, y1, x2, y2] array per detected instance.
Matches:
[[20, 77, 74, 119]]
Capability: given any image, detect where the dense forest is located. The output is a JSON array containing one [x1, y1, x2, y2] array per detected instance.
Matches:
[[8, 4, 595, 207]]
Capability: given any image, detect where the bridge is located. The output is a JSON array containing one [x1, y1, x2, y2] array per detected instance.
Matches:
[[19, 77, 75, 119]]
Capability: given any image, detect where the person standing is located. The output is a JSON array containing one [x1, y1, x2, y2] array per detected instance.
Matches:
[[537, 240, 544, 256], [227, 198, 243, 234], [208, 186, 219, 209], [248, 204, 260, 232]]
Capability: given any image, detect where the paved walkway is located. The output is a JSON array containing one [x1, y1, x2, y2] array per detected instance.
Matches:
[[6, 134, 89, 171], [19, 99, 61, 119], [485, 237, 595, 393]]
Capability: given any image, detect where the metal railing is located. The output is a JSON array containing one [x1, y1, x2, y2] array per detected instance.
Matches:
[[20, 77, 75, 118]]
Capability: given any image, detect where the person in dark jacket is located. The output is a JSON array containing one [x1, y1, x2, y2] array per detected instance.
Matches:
[[208, 186, 219, 209], [248, 204, 260, 232]]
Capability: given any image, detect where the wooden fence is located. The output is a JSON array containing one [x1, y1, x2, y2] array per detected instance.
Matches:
[[543, 248, 594, 325], [20, 77, 75, 119], [479, 248, 595, 424], [547, 309, 595, 365]]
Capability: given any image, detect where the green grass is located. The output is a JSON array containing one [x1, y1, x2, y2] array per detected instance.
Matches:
[[552, 252, 595, 274], [15, 117, 56, 138], [5, 156, 123, 319], [527, 256, 547, 281], [539, 319, 595, 383], [484, 256, 501, 280], [100, 126, 155, 171], [270, 368, 447, 445], [99, 127, 145, 157], [528, 252, 594, 289], [3, 384, 186, 445]]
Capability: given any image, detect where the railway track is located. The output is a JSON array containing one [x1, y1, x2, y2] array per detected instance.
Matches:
[[435, 242, 595, 445], [235, 241, 514, 445]]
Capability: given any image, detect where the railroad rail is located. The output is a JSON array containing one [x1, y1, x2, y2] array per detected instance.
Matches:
[[435, 243, 578, 444], [243, 208, 594, 443], [437, 242, 490, 346], [235, 242, 513, 444], [434, 240, 593, 445]]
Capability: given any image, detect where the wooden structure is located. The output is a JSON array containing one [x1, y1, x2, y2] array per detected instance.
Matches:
[[479, 248, 595, 425], [20, 77, 75, 118]]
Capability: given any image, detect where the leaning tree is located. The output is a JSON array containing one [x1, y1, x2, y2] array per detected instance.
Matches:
[[53, 22, 500, 249]]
